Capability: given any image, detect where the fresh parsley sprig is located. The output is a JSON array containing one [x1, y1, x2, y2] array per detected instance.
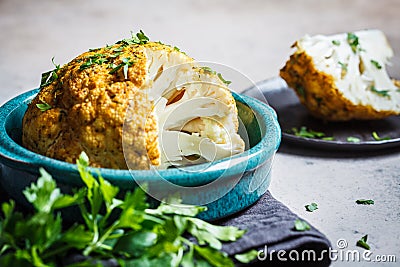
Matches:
[[40, 57, 61, 88], [117, 30, 149, 46], [0, 152, 254, 266]]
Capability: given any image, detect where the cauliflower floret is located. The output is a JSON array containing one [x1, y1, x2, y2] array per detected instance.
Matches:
[[280, 29, 400, 121], [23, 34, 245, 170]]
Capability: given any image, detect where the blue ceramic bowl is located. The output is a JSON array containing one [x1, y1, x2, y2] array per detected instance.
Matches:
[[0, 89, 281, 221]]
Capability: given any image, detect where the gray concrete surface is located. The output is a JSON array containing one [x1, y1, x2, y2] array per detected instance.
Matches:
[[0, 0, 399, 266]]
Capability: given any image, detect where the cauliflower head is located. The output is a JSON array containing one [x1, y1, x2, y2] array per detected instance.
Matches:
[[22, 33, 245, 169], [280, 29, 400, 121]]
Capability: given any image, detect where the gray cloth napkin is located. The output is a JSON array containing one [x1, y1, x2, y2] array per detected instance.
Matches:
[[217, 191, 332, 266]]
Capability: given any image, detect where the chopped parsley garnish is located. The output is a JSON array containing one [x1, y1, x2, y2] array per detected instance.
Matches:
[[305, 202, 318, 212], [40, 57, 61, 87], [347, 32, 360, 53], [356, 235, 370, 250], [80, 53, 108, 70], [356, 199, 374, 205], [109, 57, 134, 79], [370, 86, 390, 98], [372, 131, 390, 141], [291, 126, 333, 140], [338, 61, 348, 71], [117, 30, 149, 46], [370, 59, 382, 69], [199, 67, 231, 85], [293, 219, 311, 231], [347, 136, 361, 143], [201, 66, 216, 74], [217, 73, 232, 85], [234, 250, 258, 264], [332, 40, 341, 46], [36, 101, 52, 112]]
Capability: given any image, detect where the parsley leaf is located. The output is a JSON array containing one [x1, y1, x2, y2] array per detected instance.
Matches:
[[347, 32, 360, 53], [234, 249, 258, 264], [0, 151, 248, 266], [117, 30, 149, 46], [217, 73, 232, 85], [291, 126, 332, 140], [305, 202, 318, 212], [370, 59, 382, 69], [36, 101, 52, 112], [356, 235, 370, 250], [338, 61, 348, 71], [332, 40, 341, 46], [80, 53, 108, 70], [356, 199, 374, 205], [347, 136, 361, 143], [40, 57, 61, 87], [109, 57, 134, 79], [293, 219, 311, 231], [201, 66, 216, 75], [370, 86, 390, 98], [372, 131, 390, 141]]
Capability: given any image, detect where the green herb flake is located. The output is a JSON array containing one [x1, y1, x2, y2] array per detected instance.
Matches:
[[370, 59, 382, 70], [332, 40, 341, 46], [80, 53, 108, 70], [293, 219, 311, 232], [109, 57, 134, 79], [117, 30, 149, 46], [40, 57, 60, 87], [201, 66, 216, 75], [370, 86, 390, 98], [347, 32, 360, 53], [291, 126, 330, 139], [338, 61, 348, 71], [217, 73, 232, 85], [36, 101, 52, 112], [356, 199, 374, 205], [305, 202, 318, 212], [372, 131, 390, 141], [347, 136, 361, 143], [356, 235, 370, 250], [322, 136, 335, 141], [234, 249, 258, 264]]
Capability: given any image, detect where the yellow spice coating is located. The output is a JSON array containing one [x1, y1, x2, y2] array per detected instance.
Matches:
[[22, 42, 160, 169]]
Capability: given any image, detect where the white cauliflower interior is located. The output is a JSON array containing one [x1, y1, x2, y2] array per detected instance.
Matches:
[[140, 46, 245, 169], [297, 29, 400, 113]]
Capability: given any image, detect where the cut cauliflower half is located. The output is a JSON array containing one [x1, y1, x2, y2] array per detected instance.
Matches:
[[280, 29, 400, 121], [143, 64, 244, 169], [23, 32, 244, 170], [126, 44, 245, 169]]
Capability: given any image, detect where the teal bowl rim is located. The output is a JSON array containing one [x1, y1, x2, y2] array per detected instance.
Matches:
[[0, 89, 281, 186]]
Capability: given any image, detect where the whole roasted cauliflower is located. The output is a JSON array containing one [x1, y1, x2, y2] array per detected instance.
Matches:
[[22, 32, 245, 169], [280, 29, 400, 121]]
